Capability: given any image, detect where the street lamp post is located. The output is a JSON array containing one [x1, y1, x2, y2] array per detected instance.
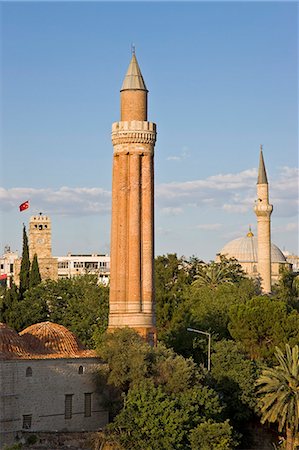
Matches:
[[187, 327, 211, 371]]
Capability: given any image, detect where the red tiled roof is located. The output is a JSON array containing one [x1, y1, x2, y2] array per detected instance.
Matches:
[[0, 322, 96, 360]]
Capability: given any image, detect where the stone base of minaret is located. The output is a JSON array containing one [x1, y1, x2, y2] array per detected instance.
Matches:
[[108, 315, 157, 346]]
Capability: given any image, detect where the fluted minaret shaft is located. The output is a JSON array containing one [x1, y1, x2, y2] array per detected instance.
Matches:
[[253, 147, 273, 293], [108, 53, 157, 343]]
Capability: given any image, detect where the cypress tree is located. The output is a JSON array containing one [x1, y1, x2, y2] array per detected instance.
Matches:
[[29, 253, 41, 288], [19, 225, 30, 295]]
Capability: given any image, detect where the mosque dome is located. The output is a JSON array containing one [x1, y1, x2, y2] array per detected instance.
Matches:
[[0, 322, 31, 359], [219, 230, 286, 263], [19, 321, 89, 357]]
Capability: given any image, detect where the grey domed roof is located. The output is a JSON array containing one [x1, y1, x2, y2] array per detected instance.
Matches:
[[220, 233, 286, 263]]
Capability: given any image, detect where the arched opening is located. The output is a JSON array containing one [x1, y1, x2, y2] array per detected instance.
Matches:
[[78, 365, 84, 374], [26, 367, 32, 377]]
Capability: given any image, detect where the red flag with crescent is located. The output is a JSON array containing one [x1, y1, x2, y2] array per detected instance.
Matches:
[[19, 201, 30, 212]]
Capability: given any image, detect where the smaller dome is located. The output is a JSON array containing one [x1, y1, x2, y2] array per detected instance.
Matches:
[[0, 323, 31, 360], [19, 322, 86, 357]]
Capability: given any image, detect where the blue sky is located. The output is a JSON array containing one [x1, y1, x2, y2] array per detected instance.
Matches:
[[1, 1, 298, 261]]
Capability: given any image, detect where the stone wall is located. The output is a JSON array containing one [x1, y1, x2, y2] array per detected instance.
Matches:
[[0, 358, 108, 448]]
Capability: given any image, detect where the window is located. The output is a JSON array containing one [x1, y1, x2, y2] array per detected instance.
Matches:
[[74, 262, 84, 268], [10, 264, 13, 273], [38, 225, 43, 230], [22, 415, 32, 429], [58, 261, 69, 269], [85, 262, 98, 269], [84, 393, 92, 417], [26, 367, 32, 377], [65, 394, 73, 419], [78, 365, 84, 374], [0, 264, 3, 270]]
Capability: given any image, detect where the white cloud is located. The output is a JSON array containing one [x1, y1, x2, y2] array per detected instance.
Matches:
[[195, 223, 222, 230], [1, 166, 297, 220], [156, 166, 298, 218], [160, 207, 183, 216], [0, 187, 111, 216], [166, 147, 190, 162], [273, 222, 299, 233]]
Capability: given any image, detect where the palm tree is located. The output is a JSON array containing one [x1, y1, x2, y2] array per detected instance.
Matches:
[[192, 256, 245, 289], [256, 344, 299, 450]]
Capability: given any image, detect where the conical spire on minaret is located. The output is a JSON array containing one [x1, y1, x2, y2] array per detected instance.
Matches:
[[121, 51, 148, 92], [120, 50, 148, 121], [257, 145, 268, 184]]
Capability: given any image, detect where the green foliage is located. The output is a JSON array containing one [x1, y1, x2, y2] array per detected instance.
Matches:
[[23, 275, 109, 347], [100, 328, 224, 450], [192, 256, 245, 290], [0, 284, 25, 329], [108, 380, 188, 450], [257, 344, 299, 442], [98, 328, 149, 391], [98, 328, 204, 394], [107, 379, 224, 450], [189, 419, 238, 450], [155, 254, 193, 336], [1, 275, 109, 346], [228, 297, 299, 362], [19, 225, 30, 295], [210, 340, 259, 426], [272, 269, 299, 309], [159, 278, 258, 365], [29, 254, 41, 288]]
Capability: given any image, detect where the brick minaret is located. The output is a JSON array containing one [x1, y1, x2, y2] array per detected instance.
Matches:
[[254, 146, 273, 293], [108, 52, 157, 344]]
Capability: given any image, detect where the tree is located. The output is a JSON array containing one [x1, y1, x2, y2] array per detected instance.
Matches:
[[273, 269, 299, 309], [210, 340, 259, 427], [23, 275, 109, 347], [106, 379, 224, 450], [189, 420, 238, 450], [192, 256, 245, 290], [155, 254, 192, 337], [107, 380, 188, 450], [19, 225, 30, 295], [99, 328, 226, 449], [228, 296, 299, 362], [0, 283, 23, 328], [29, 253, 41, 288], [256, 344, 299, 450]]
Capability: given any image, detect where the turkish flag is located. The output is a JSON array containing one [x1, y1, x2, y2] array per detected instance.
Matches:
[[19, 200, 30, 212]]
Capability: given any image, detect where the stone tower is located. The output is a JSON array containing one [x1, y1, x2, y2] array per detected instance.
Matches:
[[108, 52, 157, 343], [253, 146, 273, 293], [29, 214, 58, 281]]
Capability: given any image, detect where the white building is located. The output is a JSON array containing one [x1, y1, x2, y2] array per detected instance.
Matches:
[[57, 253, 110, 285], [0, 246, 19, 288]]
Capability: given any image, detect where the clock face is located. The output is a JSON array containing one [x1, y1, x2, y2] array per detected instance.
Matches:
[[37, 238, 44, 244]]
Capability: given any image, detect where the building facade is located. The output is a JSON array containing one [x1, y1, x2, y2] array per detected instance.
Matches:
[[57, 253, 110, 285], [0, 322, 108, 448]]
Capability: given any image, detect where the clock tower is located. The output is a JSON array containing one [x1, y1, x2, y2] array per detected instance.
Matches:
[[29, 214, 58, 281]]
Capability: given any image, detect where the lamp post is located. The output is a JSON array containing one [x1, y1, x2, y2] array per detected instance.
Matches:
[[187, 327, 211, 371]]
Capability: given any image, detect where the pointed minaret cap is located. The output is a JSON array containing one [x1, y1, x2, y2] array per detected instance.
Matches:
[[257, 145, 268, 184], [121, 53, 148, 92]]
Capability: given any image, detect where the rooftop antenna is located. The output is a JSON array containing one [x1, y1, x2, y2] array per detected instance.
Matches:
[[260, 144, 263, 151], [131, 43, 135, 55]]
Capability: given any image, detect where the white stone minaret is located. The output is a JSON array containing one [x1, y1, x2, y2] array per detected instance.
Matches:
[[108, 52, 157, 344], [253, 146, 273, 293]]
